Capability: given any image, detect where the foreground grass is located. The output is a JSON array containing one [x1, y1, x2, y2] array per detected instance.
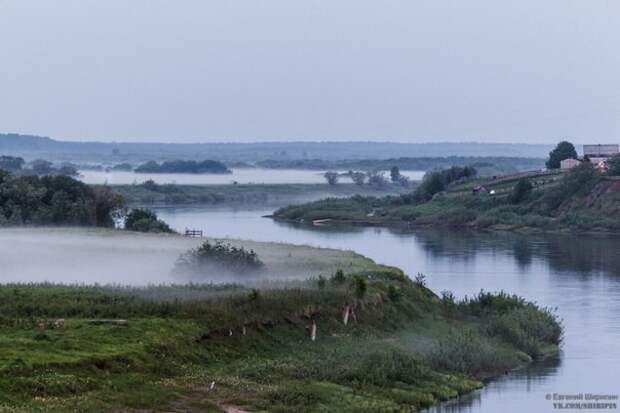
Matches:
[[0, 263, 561, 412]]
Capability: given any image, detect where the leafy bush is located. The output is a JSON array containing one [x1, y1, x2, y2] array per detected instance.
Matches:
[[486, 306, 562, 357], [509, 179, 533, 204], [174, 241, 264, 275], [427, 329, 512, 375], [413, 166, 477, 202], [124, 208, 174, 233]]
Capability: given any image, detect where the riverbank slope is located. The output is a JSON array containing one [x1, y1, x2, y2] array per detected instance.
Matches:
[[273, 164, 620, 233]]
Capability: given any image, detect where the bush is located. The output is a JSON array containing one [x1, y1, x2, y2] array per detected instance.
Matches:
[[486, 306, 562, 357], [124, 208, 173, 233], [174, 241, 264, 276], [427, 329, 512, 375], [331, 269, 346, 285], [509, 179, 533, 204], [413, 166, 477, 202]]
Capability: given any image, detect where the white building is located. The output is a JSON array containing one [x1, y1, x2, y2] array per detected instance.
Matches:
[[560, 158, 581, 170], [583, 144, 619, 162]]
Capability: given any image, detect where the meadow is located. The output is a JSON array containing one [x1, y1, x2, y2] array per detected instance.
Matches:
[[0, 229, 561, 412]]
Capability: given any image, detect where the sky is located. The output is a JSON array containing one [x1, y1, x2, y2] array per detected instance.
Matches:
[[1, 0, 619, 144]]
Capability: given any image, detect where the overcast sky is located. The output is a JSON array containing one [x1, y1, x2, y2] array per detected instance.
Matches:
[[1, 1, 619, 143]]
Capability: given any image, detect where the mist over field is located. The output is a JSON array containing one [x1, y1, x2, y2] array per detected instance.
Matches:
[[0, 228, 371, 285]]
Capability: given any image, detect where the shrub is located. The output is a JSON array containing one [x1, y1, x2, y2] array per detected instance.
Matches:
[[331, 269, 346, 285], [174, 241, 264, 276], [351, 276, 368, 299], [486, 306, 562, 358], [412, 166, 477, 202], [124, 208, 173, 233], [509, 179, 533, 204], [427, 329, 513, 375]]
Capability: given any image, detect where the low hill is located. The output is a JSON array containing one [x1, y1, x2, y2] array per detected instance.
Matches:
[[0, 133, 553, 162], [274, 163, 620, 233]]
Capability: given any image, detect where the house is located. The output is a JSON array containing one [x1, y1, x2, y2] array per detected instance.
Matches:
[[583, 144, 619, 164], [560, 158, 581, 170]]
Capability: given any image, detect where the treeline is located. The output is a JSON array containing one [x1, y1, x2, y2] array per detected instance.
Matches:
[[0, 170, 122, 227], [135, 160, 231, 174], [256, 156, 544, 174], [0, 155, 78, 177]]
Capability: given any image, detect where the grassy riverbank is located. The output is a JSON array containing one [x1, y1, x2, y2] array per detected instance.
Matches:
[[274, 164, 620, 233], [109, 182, 413, 207], [0, 229, 561, 412]]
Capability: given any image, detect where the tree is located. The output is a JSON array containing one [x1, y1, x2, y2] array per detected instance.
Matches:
[[30, 159, 54, 175], [324, 171, 339, 185], [351, 171, 366, 185], [390, 166, 401, 183], [509, 179, 533, 204], [367, 171, 388, 188], [0, 156, 24, 172], [546, 141, 578, 169]]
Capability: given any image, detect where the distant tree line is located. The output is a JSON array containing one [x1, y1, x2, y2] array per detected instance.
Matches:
[[0, 156, 78, 177], [257, 157, 543, 174], [135, 160, 231, 174], [323, 168, 410, 188]]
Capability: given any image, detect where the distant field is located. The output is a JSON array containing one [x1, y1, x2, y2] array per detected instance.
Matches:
[[110, 182, 415, 207], [0, 227, 379, 285]]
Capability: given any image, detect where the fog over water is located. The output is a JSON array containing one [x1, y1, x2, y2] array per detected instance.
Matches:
[[78, 169, 425, 185]]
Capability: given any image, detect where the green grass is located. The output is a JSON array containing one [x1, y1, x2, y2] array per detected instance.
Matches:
[[274, 167, 620, 233], [0, 263, 562, 412]]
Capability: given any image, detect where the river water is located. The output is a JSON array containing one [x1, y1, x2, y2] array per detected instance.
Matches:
[[154, 206, 620, 413]]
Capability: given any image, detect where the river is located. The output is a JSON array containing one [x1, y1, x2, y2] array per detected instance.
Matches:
[[153, 206, 620, 413]]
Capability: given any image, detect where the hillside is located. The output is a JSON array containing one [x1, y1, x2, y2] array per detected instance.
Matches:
[[0, 133, 553, 162], [273, 163, 620, 233], [0, 229, 561, 412]]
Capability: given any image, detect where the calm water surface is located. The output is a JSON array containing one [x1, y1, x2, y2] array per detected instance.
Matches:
[[154, 206, 620, 413], [79, 168, 425, 185]]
